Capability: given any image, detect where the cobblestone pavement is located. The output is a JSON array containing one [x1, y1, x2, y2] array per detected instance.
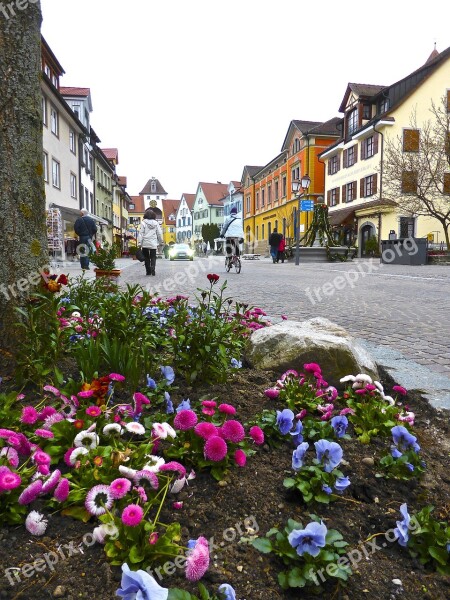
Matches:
[[59, 255, 450, 408]]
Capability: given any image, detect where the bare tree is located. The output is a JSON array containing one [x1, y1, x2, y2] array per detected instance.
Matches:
[[382, 98, 450, 249], [276, 203, 295, 242], [0, 1, 47, 353]]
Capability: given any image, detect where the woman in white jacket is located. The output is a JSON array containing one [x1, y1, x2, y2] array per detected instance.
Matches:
[[137, 209, 163, 276]]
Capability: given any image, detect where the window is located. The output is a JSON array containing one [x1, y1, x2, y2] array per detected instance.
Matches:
[[328, 155, 340, 175], [399, 217, 415, 238], [360, 174, 377, 198], [51, 159, 60, 188], [256, 225, 259, 241], [255, 192, 259, 209], [343, 144, 358, 168], [261, 224, 264, 240], [43, 152, 48, 182], [72, 104, 81, 119], [444, 173, 450, 195], [50, 107, 59, 136], [327, 188, 340, 206], [403, 129, 420, 152], [44, 64, 50, 78], [217, 208, 223, 217], [342, 181, 356, 203], [70, 173, 77, 198], [282, 175, 287, 197], [362, 104, 371, 120], [380, 97, 390, 113], [261, 188, 265, 207], [347, 108, 358, 136], [268, 184, 272, 204], [52, 74, 58, 87], [361, 134, 379, 159], [69, 129, 76, 154], [275, 180, 279, 200], [246, 195, 250, 213], [401, 170, 417, 194], [41, 97, 47, 126], [291, 166, 300, 182]]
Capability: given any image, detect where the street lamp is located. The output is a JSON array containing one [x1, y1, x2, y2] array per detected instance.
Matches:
[[292, 174, 311, 265]]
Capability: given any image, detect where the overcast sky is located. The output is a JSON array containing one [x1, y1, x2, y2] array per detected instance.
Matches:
[[40, 0, 448, 199]]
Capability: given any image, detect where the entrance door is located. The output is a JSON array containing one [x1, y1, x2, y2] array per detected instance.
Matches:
[[361, 224, 374, 256]]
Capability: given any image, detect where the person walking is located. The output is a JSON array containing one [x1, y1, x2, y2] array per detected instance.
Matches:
[[268, 228, 282, 263], [137, 209, 163, 276], [277, 235, 286, 263], [74, 208, 97, 270], [220, 207, 244, 264]]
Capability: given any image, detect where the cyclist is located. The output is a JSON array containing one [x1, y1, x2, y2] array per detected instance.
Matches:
[[220, 206, 244, 267]]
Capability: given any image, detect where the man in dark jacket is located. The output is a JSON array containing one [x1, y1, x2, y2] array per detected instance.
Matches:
[[268, 229, 282, 263], [74, 208, 97, 270]]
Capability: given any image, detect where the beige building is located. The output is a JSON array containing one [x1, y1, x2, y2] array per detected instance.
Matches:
[[320, 45, 450, 255]]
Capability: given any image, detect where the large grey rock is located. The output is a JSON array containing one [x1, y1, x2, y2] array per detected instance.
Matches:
[[245, 317, 379, 386]]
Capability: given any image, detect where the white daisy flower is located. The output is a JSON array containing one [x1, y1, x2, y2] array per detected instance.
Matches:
[[143, 455, 165, 472], [118, 465, 138, 479], [69, 447, 89, 465], [102, 423, 123, 436], [25, 511, 48, 536], [93, 522, 119, 544], [125, 422, 146, 435], [85, 484, 113, 516], [339, 375, 356, 383], [74, 430, 99, 449], [152, 422, 177, 439], [373, 380, 384, 393], [381, 394, 395, 406]]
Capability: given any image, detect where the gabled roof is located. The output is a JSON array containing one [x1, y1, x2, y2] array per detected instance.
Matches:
[[162, 199, 181, 224], [281, 118, 341, 151], [117, 176, 127, 187], [60, 86, 91, 97], [41, 36, 65, 77], [140, 178, 167, 195], [129, 196, 145, 214], [241, 165, 264, 182], [181, 193, 196, 211], [338, 84, 386, 112], [101, 148, 119, 163], [197, 182, 229, 204]]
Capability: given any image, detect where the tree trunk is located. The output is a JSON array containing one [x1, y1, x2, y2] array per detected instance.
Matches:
[[0, 1, 46, 355]]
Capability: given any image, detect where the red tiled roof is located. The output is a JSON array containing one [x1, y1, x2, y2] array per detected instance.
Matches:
[[60, 86, 90, 97], [198, 182, 229, 204], [129, 196, 145, 213], [101, 148, 119, 162], [162, 199, 181, 225], [117, 176, 127, 187], [182, 193, 196, 211]]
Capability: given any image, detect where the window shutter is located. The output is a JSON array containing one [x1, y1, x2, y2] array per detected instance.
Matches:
[[343, 149, 347, 168], [342, 185, 347, 202], [373, 173, 378, 194], [360, 178, 365, 198], [361, 140, 366, 160], [354, 145, 358, 163], [337, 155, 340, 170], [336, 188, 340, 204], [403, 129, 420, 152], [374, 133, 379, 154], [328, 160, 331, 175], [327, 190, 331, 206], [443, 173, 450, 195], [447, 90, 450, 112]]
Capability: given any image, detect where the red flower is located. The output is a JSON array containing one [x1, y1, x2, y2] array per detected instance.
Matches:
[[207, 273, 220, 283], [57, 274, 68, 285]]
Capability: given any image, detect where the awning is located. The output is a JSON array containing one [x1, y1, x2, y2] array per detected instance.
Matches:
[[48, 203, 109, 225], [328, 206, 355, 226]]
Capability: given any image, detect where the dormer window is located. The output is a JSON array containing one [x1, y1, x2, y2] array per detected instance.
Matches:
[[169, 213, 175, 220], [380, 97, 390, 114], [151, 181, 156, 192], [362, 104, 371, 120], [347, 108, 358, 136]]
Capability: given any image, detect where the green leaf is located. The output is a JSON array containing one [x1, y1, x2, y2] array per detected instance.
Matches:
[[168, 590, 198, 600], [251, 538, 273, 553], [428, 546, 449, 566], [287, 567, 306, 587], [283, 478, 296, 488], [129, 545, 145, 564], [61, 506, 91, 522]]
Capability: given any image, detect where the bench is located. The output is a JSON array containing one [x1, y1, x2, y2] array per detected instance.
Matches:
[[242, 254, 261, 260]]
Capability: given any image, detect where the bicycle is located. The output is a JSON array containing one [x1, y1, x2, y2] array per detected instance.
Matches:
[[225, 253, 241, 274]]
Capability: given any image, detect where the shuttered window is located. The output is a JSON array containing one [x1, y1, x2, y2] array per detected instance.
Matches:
[[401, 170, 418, 193], [403, 129, 420, 152], [443, 173, 450, 195]]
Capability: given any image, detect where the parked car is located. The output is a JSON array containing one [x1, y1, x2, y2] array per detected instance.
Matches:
[[169, 243, 194, 261]]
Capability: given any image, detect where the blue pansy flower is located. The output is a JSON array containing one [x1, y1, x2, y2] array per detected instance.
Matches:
[[116, 563, 168, 600], [334, 476, 351, 493], [176, 398, 191, 412], [314, 439, 343, 472], [288, 521, 328, 557], [290, 420, 303, 445], [218, 583, 236, 599], [394, 503, 410, 547], [391, 447, 403, 459], [165, 392, 174, 414], [330, 415, 348, 438], [276, 409, 295, 435], [391, 425, 420, 453], [160, 365, 175, 385], [146, 375, 157, 389], [230, 358, 242, 369], [322, 484, 332, 495], [292, 442, 309, 470]]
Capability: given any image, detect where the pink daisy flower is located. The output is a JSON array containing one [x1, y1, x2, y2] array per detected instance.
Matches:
[[204, 436, 228, 462], [43, 413, 64, 429], [43, 385, 61, 397], [0, 468, 21, 491], [18, 479, 43, 505], [264, 388, 280, 399], [38, 406, 57, 420], [195, 422, 219, 440], [41, 469, 61, 494], [158, 461, 186, 480], [20, 406, 39, 425], [201, 400, 217, 408], [121, 504, 143, 527], [86, 405, 101, 417], [0, 447, 19, 468], [218, 404, 236, 416], [148, 532, 159, 545], [109, 478, 132, 499], [134, 486, 148, 503], [25, 510, 48, 536], [109, 373, 125, 381], [34, 429, 54, 439], [135, 470, 159, 490], [173, 501, 183, 510], [249, 426, 265, 445], [32, 450, 51, 466], [185, 537, 210, 581], [220, 420, 245, 443], [77, 390, 95, 398], [53, 478, 70, 502], [234, 449, 247, 467], [85, 484, 113, 516], [303, 363, 322, 375], [393, 385, 408, 396], [64, 447, 75, 467], [173, 410, 198, 431]]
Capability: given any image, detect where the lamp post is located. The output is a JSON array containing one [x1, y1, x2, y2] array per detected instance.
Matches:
[[292, 174, 311, 266]]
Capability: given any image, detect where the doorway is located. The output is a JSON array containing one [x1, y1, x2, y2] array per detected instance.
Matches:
[[360, 224, 375, 256]]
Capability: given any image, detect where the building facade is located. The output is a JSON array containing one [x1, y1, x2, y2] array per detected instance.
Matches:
[[175, 193, 196, 242], [192, 182, 229, 244]]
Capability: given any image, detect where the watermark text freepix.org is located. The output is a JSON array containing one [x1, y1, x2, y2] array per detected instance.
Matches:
[[0, 0, 38, 20]]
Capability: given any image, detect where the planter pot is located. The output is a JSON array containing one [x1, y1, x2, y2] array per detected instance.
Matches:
[[94, 269, 121, 280]]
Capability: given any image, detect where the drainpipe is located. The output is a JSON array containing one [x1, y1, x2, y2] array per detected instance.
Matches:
[[373, 120, 384, 249]]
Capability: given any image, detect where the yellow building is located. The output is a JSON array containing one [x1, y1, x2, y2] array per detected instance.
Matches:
[[161, 199, 180, 245]]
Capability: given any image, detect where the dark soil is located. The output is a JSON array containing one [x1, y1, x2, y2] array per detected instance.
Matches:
[[0, 365, 449, 600]]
